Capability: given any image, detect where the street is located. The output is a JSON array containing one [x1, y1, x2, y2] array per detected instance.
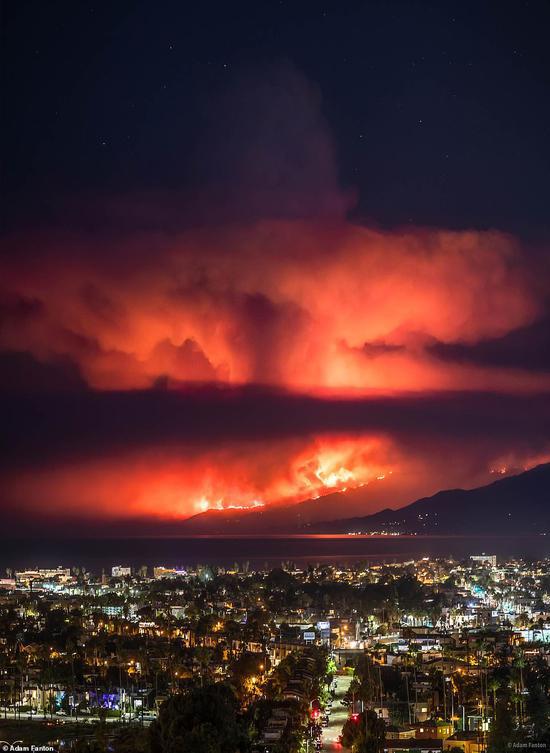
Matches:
[[321, 673, 352, 751]]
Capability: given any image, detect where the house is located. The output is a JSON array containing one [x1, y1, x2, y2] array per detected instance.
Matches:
[[443, 732, 483, 753], [386, 725, 416, 739], [413, 720, 453, 739]]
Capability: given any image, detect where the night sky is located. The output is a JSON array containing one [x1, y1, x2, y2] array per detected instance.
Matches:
[[1, 1, 549, 533]]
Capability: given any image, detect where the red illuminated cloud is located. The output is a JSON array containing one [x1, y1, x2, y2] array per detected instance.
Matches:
[[1, 221, 546, 394], [2, 63, 547, 397]]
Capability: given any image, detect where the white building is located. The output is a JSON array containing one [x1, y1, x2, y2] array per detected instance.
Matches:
[[112, 565, 132, 577], [470, 554, 497, 568]]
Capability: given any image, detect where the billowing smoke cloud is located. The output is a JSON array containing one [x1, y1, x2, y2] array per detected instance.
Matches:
[[1, 62, 549, 526], [189, 61, 353, 222], [1, 222, 547, 393]]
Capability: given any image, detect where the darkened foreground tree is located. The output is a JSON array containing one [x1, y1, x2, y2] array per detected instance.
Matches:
[[110, 726, 150, 753], [341, 709, 385, 753], [149, 682, 247, 753], [526, 666, 550, 741], [487, 699, 514, 753]]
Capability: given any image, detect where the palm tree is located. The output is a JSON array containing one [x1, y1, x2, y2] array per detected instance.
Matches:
[[193, 646, 213, 687], [487, 677, 500, 721], [511, 690, 523, 727], [513, 651, 526, 725]]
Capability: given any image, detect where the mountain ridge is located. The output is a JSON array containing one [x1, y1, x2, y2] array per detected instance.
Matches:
[[179, 463, 550, 535], [314, 463, 550, 534]]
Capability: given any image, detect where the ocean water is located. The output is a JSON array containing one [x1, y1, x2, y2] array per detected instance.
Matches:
[[0, 535, 548, 573]]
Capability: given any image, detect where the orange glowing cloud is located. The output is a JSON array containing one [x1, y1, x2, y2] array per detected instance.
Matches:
[[1, 220, 546, 396]]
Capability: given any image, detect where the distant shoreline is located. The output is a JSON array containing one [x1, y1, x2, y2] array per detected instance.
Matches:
[[1, 533, 549, 573], [2, 533, 547, 540]]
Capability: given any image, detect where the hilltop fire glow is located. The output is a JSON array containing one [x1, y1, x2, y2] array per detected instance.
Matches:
[[2, 435, 397, 520]]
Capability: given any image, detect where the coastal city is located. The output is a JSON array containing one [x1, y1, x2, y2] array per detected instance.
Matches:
[[0, 554, 549, 752], [3, 0, 550, 751]]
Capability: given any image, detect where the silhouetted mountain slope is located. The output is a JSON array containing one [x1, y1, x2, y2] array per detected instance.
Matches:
[[315, 463, 550, 534]]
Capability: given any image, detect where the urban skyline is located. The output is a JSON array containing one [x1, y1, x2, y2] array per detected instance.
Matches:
[[1, 554, 550, 752]]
